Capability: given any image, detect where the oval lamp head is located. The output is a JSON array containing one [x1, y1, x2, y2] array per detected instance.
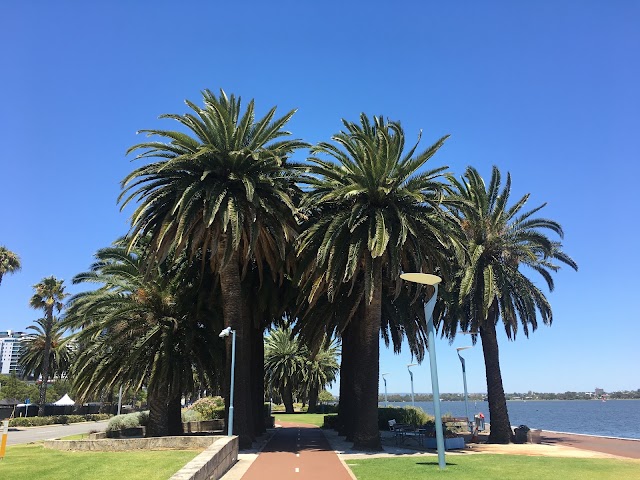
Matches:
[[400, 273, 442, 285], [456, 346, 473, 352]]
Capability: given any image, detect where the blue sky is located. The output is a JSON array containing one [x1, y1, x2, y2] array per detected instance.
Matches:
[[1, 2, 638, 395]]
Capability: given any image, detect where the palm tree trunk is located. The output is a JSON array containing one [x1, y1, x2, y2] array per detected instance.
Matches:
[[338, 316, 356, 439], [38, 310, 53, 416], [251, 322, 266, 436], [147, 387, 169, 437], [351, 261, 383, 451], [480, 313, 513, 444], [282, 383, 295, 413], [167, 393, 183, 436], [219, 248, 253, 449], [307, 386, 319, 413]]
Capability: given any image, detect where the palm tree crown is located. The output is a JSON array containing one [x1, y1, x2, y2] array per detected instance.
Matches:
[[0, 246, 21, 286], [120, 89, 306, 273], [444, 166, 578, 338]]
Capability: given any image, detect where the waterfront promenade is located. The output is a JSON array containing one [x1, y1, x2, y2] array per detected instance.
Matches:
[[222, 423, 640, 479]]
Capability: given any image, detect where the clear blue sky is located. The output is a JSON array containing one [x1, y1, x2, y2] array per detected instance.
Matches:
[[1, 2, 638, 395]]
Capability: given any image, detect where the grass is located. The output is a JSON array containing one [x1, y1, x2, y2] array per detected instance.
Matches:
[[0, 443, 202, 480], [273, 412, 336, 427], [58, 433, 89, 440], [345, 454, 640, 480]]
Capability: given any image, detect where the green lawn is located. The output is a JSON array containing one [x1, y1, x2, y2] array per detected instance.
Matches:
[[58, 433, 89, 440], [0, 444, 201, 480], [273, 412, 336, 427], [345, 455, 640, 480]]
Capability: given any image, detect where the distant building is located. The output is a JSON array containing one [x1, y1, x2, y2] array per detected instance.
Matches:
[[0, 330, 28, 376], [595, 387, 605, 397]]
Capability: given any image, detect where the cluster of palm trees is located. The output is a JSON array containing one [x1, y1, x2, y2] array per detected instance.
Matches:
[[264, 327, 338, 414], [2, 88, 577, 448]]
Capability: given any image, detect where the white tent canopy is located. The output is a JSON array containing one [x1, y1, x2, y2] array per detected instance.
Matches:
[[53, 394, 75, 406]]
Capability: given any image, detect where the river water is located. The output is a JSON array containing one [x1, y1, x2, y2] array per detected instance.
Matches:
[[381, 399, 640, 439]]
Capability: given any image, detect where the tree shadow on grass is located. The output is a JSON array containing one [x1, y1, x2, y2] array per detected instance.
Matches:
[[415, 461, 458, 467]]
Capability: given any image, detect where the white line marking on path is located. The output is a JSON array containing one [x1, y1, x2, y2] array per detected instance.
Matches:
[[295, 467, 300, 473]]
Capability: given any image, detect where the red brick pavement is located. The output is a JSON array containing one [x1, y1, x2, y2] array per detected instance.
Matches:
[[241, 422, 353, 480]]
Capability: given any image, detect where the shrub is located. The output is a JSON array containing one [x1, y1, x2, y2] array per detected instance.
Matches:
[[8, 413, 111, 428], [106, 411, 148, 432], [323, 415, 340, 430], [182, 408, 203, 423], [377, 406, 433, 430], [186, 396, 225, 420]]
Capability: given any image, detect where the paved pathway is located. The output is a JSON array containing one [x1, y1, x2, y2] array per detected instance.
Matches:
[[6, 420, 108, 446], [540, 430, 640, 459], [240, 422, 353, 480]]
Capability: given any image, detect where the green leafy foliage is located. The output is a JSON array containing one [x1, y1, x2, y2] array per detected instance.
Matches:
[[9, 414, 110, 427], [0, 374, 39, 401], [105, 411, 149, 432], [377, 406, 433, 429], [185, 396, 225, 420]]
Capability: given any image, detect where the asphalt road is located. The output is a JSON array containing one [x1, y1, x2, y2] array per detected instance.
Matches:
[[6, 420, 108, 446]]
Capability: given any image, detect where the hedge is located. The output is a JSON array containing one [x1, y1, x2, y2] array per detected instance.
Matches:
[[8, 414, 111, 427]]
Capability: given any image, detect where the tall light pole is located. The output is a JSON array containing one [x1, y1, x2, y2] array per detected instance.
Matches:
[[456, 346, 473, 432], [407, 364, 417, 406], [219, 326, 236, 437], [381, 373, 390, 407], [401, 272, 446, 470]]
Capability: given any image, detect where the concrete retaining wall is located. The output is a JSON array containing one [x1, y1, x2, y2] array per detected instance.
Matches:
[[170, 436, 238, 480], [44, 435, 223, 451]]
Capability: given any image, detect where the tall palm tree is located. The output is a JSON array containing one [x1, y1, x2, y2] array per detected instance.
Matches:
[[29, 276, 67, 415], [296, 114, 450, 450], [120, 90, 305, 446], [65, 241, 221, 436], [442, 166, 578, 443], [0, 246, 21, 286], [20, 317, 73, 382], [264, 327, 306, 413]]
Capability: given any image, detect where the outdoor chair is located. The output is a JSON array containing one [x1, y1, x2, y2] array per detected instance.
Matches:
[[388, 419, 423, 446]]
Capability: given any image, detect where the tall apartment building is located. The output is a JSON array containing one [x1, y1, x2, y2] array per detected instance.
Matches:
[[0, 330, 27, 376]]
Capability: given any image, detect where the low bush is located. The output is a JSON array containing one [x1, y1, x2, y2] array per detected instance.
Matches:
[[378, 406, 433, 429], [185, 396, 225, 420], [181, 408, 203, 423], [8, 413, 110, 428], [323, 414, 340, 429], [106, 411, 148, 432]]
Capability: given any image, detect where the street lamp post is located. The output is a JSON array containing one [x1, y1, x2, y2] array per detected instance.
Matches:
[[400, 272, 446, 470], [381, 373, 390, 407], [456, 346, 473, 432], [407, 364, 417, 406], [219, 326, 237, 437]]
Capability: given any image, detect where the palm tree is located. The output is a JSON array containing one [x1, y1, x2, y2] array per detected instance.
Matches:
[[0, 246, 21, 286], [301, 340, 339, 413], [264, 327, 306, 413], [296, 114, 450, 450], [65, 241, 221, 436], [29, 276, 67, 415], [442, 166, 578, 443], [120, 89, 305, 447], [20, 318, 73, 382]]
